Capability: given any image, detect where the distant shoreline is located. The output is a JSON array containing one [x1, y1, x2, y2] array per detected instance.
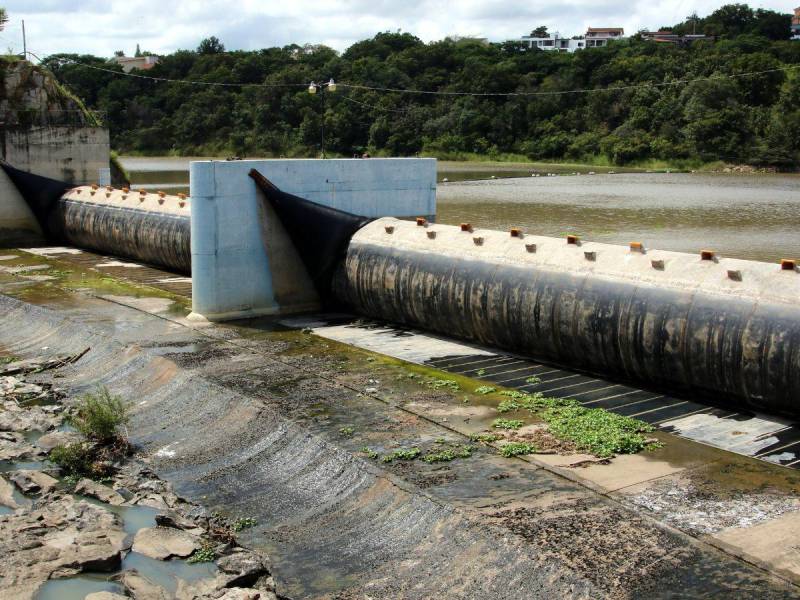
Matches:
[[118, 154, 797, 176]]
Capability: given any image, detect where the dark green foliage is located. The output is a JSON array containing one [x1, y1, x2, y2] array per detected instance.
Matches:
[[43, 4, 800, 167], [49, 442, 95, 477]]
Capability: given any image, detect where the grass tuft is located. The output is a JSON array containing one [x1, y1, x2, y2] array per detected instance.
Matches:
[[492, 418, 524, 430], [422, 445, 473, 463], [500, 442, 538, 457], [381, 447, 421, 463], [188, 542, 216, 563], [469, 432, 503, 443], [232, 517, 258, 532], [474, 385, 496, 395]]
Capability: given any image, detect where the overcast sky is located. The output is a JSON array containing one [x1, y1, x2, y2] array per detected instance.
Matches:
[[3, 1, 798, 58]]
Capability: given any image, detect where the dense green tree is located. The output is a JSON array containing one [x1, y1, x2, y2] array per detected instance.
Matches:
[[197, 36, 225, 55], [41, 3, 800, 168]]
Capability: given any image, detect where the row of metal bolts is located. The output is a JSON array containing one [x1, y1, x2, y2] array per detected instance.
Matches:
[[376, 217, 800, 279]]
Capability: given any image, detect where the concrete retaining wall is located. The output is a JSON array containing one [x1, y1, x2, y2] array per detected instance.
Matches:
[[1, 126, 110, 246], [0, 168, 43, 245], [190, 158, 436, 321], [2, 126, 110, 184]]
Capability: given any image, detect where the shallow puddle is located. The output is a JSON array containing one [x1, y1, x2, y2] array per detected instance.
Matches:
[[122, 551, 217, 594], [0, 459, 52, 473], [79, 495, 159, 536], [35, 574, 126, 599]]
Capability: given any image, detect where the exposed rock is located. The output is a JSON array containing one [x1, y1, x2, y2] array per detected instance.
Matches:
[[36, 429, 82, 452], [132, 526, 201, 560], [0, 431, 45, 461], [75, 478, 125, 505], [9, 469, 59, 495], [136, 494, 170, 510], [217, 588, 277, 600], [84, 592, 130, 600], [0, 494, 126, 598], [0, 399, 62, 431], [216, 549, 271, 588], [115, 569, 171, 600], [0, 474, 26, 509], [155, 511, 204, 533], [0, 351, 88, 376]]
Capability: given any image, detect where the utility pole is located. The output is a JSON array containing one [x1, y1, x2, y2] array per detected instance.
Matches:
[[21, 19, 26, 60]]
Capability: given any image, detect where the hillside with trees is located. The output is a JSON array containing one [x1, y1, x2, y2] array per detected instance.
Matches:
[[40, 3, 800, 168]]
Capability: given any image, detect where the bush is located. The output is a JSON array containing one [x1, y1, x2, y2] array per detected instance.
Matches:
[[70, 387, 128, 444], [50, 442, 95, 477]]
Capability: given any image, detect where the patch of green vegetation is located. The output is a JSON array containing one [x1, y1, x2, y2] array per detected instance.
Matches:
[[0, 355, 18, 365], [476, 368, 486, 376], [497, 391, 579, 413], [541, 406, 661, 458], [360, 446, 379, 459], [424, 377, 460, 392], [381, 447, 421, 463], [50, 442, 96, 478], [44, 269, 73, 277], [525, 376, 541, 384], [232, 517, 258, 532], [338, 426, 355, 437], [500, 442, 538, 457], [474, 385, 496, 395], [422, 444, 473, 463], [188, 542, 216, 564], [469, 432, 503, 443], [69, 386, 128, 444], [492, 418, 524, 430]]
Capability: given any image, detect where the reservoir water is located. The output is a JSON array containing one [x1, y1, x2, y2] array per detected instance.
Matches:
[[121, 158, 800, 263]]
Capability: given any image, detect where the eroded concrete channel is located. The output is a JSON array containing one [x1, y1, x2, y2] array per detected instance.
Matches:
[[2, 252, 800, 598]]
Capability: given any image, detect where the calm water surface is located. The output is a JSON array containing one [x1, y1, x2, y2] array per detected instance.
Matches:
[[121, 158, 800, 263]]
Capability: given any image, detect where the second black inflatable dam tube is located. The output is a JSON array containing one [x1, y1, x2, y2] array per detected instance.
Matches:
[[333, 218, 800, 417], [58, 187, 191, 274]]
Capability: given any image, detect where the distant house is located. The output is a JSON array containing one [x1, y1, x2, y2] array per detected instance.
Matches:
[[112, 55, 159, 73], [640, 30, 711, 45], [584, 27, 625, 47], [520, 32, 585, 52], [792, 7, 800, 40]]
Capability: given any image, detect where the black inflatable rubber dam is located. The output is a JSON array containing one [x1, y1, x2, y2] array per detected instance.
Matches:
[[1, 163, 190, 273], [6, 164, 800, 419]]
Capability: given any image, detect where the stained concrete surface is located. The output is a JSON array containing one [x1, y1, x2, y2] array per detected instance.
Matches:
[[1, 253, 800, 597]]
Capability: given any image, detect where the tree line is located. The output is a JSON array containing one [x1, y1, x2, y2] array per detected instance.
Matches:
[[41, 3, 800, 168]]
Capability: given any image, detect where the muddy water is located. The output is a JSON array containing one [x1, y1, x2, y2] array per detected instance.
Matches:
[[121, 158, 800, 263], [437, 173, 800, 263]]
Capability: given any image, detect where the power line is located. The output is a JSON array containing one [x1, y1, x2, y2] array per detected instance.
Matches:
[[28, 49, 800, 99], [28, 52, 308, 89], [340, 95, 412, 113], [338, 63, 800, 96]]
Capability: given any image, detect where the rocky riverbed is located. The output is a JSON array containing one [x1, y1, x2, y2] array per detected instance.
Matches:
[[0, 354, 280, 600]]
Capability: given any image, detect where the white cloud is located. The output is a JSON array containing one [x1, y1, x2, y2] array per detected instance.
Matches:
[[3, 0, 799, 58]]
